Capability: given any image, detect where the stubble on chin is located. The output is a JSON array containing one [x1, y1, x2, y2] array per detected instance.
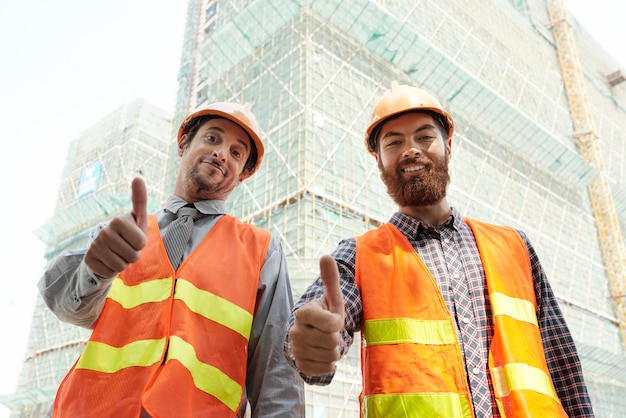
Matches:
[[189, 166, 238, 198]]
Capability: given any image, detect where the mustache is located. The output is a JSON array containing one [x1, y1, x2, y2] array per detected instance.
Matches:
[[398, 157, 430, 169], [201, 156, 226, 173], [201, 155, 222, 165]]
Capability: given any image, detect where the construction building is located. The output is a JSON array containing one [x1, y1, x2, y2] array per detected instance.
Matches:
[[2, 0, 626, 416]]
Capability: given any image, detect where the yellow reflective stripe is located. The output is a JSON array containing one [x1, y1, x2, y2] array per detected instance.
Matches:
[[492, 363, 559, 401], [174, 279, 253, 339], [167, 335, 242, 413], [107, 277, 173, 309], [76, 339, 166, 373], [362, 392, 472, 418], [491, 292, 538, 326], [363, 318, 456, 346]]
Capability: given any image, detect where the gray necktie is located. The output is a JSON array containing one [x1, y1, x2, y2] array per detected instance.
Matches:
[[163, 205, 201, 269]]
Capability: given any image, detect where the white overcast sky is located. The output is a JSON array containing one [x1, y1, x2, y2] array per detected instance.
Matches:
[[0, 0, 624, 415]]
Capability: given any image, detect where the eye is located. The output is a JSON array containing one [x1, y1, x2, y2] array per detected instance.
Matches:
[[231, 147, 246, 160], [204, 134, 218, 143]]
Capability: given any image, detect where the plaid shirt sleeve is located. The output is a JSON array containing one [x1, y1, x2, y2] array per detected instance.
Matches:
[[522, 230, 595, 417], [283, 238, 362, 386]]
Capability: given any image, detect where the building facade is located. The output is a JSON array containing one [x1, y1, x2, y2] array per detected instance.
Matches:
[[2, 0, 626, 416]]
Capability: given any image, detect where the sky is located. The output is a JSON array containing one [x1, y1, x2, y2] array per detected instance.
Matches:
[[0, 0, 624, 416]]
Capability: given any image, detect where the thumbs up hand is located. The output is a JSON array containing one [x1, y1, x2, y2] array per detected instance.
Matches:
[[289, 255, 346, 376], [84, 178, 148, 279], [130, 176, 148, 234]]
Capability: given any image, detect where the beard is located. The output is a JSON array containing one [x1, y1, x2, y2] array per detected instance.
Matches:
[[189, 164, 238, 197], [379, 154, 450, 207]]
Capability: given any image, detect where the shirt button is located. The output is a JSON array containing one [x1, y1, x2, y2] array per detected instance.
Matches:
[[462, 317, 470, 324], [453, 273, 461, 280], [472, 367, 480, 375], [444, 238, 451, 244]]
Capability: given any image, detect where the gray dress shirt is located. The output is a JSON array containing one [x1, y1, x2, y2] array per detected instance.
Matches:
[[39, 195, 305, 417]]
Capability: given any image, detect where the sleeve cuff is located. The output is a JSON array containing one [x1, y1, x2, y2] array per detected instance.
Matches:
[[76, 262, 110, 297]]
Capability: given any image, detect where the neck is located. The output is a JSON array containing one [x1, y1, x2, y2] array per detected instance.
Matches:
[[399, 199, 452, 227]]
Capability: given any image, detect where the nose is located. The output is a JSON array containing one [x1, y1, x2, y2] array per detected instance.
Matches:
[[401, 145, 421, 158], [213, 147, 226, 162]]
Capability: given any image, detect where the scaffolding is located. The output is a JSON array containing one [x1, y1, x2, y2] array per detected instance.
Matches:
[[546, 0, 626, 349], [3, 0, 626, 416]]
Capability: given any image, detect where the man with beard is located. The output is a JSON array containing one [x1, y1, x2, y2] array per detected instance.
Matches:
[[284, 82, 594, 417], [39, 102, 304, 417]]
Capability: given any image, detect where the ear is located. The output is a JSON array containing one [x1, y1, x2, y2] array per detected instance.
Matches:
[[445, 136, 452, 161], [238, 168, 250, 182], [375, 152, 385, 175], [178, 135, 188, 157]]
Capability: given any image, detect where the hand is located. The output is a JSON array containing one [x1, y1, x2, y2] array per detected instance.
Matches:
[[84, 177, 148, 279], [289, 255, 346, 376]]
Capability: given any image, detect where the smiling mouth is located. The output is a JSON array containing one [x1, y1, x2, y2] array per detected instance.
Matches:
[[201, 158, 225, 176], [401, 165, 426, 173]]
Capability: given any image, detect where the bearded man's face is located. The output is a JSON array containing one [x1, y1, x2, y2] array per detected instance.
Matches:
[[375, 112, 451, 207]]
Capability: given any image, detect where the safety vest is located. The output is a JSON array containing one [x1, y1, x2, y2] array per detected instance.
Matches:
[[355, 219, 567, 418], [53, 214, 270, 418]]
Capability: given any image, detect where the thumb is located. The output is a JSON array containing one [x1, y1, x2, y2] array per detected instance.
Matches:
[[131, 177, 148, 233], [319, 255, 345, 319]]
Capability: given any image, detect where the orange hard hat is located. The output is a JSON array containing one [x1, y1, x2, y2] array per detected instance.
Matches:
[[365, 81, 454, 153], [177, 102, 265, 179]]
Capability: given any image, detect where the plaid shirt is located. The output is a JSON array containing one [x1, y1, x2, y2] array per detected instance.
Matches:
[[285, 208, 594, 417]]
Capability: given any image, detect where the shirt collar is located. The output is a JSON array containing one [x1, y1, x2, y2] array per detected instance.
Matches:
[[389, 207, 462, 239], [163, 195, 226, 216]]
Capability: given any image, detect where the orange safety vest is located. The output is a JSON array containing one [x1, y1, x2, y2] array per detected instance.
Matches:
[[53, 214, 270, 418], [355, 219, 567, 418]]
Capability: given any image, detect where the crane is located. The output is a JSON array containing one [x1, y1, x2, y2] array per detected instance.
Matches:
[[545, 0, 626, 347]]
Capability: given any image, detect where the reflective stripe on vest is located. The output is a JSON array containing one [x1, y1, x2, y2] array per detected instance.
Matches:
[[492, 363, 559, 401], [76, 338, 166, 372], [165, 335, 242, 413], [363, 317, 456, 346], [491, 292, 538, 327], [107, 276, 172, 308], [173, 277, 253, 338], [363, 393, 472, 418]]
